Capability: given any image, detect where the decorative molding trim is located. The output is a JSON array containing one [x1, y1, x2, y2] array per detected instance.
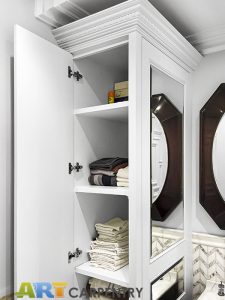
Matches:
[[52, 0, 202, 72], [186, 24, 225, 55], [193, 232, 225, 249], [35, 0, 89, 28]]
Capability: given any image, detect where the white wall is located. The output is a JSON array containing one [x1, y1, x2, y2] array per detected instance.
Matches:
[[0, 0, 55, 296], [192, 50, 225, 236]]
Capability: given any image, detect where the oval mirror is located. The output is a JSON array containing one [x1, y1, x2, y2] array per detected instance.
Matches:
[[152, 113, 168, 203], [212, 113, 225, 200]]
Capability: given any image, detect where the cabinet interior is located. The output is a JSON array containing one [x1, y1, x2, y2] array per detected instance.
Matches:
[[73, 44, 129, 290], [74, 44, 128, 109]]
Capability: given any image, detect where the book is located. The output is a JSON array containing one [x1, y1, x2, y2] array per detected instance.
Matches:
[[115, 88, 128, 98], [115, 81, 128, 90], [115, 96, 128, 103]]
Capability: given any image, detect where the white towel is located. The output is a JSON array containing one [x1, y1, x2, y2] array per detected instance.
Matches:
[[95, 218, 128, 233], [117, 166, 128, 179], [89, 278, 127, 293], [90, 258, 128, 271], [117, 181, 129, 187], [116, 177, 129, 183]]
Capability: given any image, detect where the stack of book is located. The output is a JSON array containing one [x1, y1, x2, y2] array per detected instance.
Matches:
[[114, 81, 128, 103]]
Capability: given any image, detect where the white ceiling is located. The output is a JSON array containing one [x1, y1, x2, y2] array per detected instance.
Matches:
[[149, 0, 225, 36], [37, 0, 225, 55]]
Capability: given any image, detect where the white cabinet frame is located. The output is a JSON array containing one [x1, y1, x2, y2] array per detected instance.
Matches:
[[16, 0, 202, 299]]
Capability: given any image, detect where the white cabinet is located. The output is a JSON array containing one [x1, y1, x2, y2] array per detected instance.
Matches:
[[15, 0, 202, 299]]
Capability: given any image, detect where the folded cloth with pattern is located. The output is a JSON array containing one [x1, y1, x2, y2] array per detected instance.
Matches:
[[89, 174, 117, 186], [89, 158, 128, 171]]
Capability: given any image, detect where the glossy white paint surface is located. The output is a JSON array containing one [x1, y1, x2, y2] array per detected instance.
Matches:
[[15, 25, 74, 287]]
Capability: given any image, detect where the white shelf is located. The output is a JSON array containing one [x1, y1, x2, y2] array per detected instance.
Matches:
[[75, 185, 129, 196], [75, 261, 129, 287], [74, 102, 128, 122]]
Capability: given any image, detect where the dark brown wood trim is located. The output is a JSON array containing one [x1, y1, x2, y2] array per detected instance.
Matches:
[[200, 83, 225, 229], [151, 94, 183, 221]]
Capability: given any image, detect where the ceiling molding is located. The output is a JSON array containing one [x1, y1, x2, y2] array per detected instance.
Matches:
[[186, 24, 225, 55], [35, 0, 89, 28], [52, 0, 202, 72]]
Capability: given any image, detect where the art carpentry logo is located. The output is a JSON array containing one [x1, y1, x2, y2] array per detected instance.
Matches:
[[15, 282, 143, 298]]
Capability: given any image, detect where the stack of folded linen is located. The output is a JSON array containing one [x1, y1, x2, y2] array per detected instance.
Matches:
[[88, 278, 128, 300], [89, 218, 129, 271], [116, 166, 129, 187], [89, 158, 128, 187]]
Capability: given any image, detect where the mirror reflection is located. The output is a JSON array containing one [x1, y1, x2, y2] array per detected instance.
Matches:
[[152, 114, 168, 203], [151, 259, 184, 300], [151, 67, 184, 258], [212, 113, 225, 201]]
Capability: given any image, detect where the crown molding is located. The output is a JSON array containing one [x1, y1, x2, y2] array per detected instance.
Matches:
[[52, 0, 202, 72], [186, 24, 225, 55], [35, 0, 89, 28]]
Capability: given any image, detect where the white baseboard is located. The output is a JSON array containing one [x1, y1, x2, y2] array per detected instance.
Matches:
[[0, 286, 13, 298]]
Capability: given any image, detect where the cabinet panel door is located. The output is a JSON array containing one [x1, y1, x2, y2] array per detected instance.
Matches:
[[15, 26, 74, 289]]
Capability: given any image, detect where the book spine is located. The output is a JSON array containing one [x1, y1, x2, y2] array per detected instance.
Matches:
[[115, 88, 128, 98], [114, 97, 128, 103]]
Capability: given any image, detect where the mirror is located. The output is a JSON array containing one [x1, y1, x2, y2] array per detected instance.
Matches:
[[151, 259, 184, 300], [152, 113, 168, 203], [212, 114, 225, 200], [151, 67, 184, 258], [200, 83, 225, 229]]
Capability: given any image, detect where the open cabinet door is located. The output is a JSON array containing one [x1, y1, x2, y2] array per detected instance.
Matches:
[[14, 25, 74, 293]]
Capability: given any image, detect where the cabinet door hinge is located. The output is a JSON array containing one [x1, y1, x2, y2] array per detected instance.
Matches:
[[68, 66, 83, 81], [69, 162, 83, 174], [68, 248, 82, 263]]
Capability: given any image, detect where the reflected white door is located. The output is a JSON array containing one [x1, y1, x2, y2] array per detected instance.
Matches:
[[15, 25, 74, 290]]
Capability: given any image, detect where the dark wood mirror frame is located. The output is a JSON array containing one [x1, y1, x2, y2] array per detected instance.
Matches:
[[200, 83, 225, 230], [151, 94, 183, 221]]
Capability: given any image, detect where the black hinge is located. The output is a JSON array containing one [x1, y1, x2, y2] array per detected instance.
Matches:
[[69, 162, 83, 174], [68, 66, 83, 81], [68, 248, 82, 263]]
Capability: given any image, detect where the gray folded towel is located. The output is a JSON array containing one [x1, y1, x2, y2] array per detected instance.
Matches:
[[89, 158, 128, 171]]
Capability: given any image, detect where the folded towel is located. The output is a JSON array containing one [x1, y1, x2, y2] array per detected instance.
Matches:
[[90, 170, 116, 176], [89, 174, 117, 186], [89, 158, 128, 171], [98, 232, 128, 242], [91, 239, 128, 249], [116, 177, 129, 183], [95, 218, 128, 232], [117, 181, 129, 187], [96, 226, 128, 236], [88, 278, 129, 300], [117, 166, 129, 179], [90, 163, 128, 176], [89, 278, 127, 294], [90, 258, 128, 271]]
